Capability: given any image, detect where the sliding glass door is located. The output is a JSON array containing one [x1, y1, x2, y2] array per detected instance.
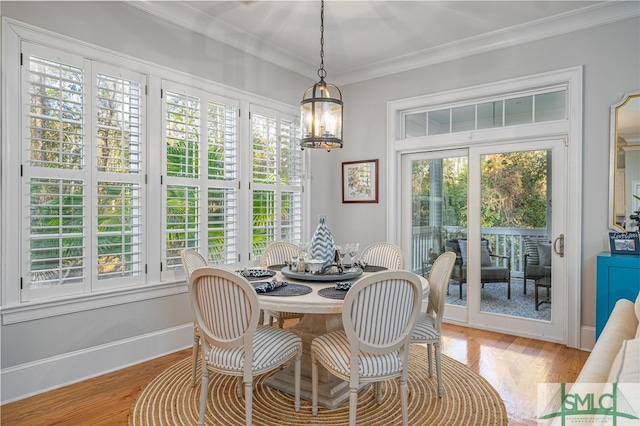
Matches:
[[402, 139, 567, 341]]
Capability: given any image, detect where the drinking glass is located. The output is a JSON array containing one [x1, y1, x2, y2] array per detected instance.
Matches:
[[347, 243, 359, 266], [336, 244, 348, 267]]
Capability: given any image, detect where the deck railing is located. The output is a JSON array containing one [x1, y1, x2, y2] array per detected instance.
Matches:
[[411, 226, 548, 277]]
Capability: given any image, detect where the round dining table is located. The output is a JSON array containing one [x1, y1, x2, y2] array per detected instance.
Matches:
[[256, 267, 430, 410]]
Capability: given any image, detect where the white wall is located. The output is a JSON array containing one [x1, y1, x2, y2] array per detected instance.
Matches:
[[316, 17, 640, 332]]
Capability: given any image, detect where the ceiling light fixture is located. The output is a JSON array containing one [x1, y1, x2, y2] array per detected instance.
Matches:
[[300, 0, 343, 151]]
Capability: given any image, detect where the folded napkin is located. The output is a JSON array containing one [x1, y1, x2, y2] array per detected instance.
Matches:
[[353, 259, 368, 269], [335, 281, 353, 291], [254, 279, 288, 293], [238, 268, 274, 278]]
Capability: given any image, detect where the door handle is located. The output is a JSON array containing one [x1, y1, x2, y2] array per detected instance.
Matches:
[[553, 234, 564, 258]]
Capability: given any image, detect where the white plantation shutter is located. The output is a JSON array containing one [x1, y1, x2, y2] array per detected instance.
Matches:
[[250, 105, 303, 259], [163, 81, 239, 274], [94, 64, 145, 288], [22, 44, 88, 300], [21, 44, 147, 300]]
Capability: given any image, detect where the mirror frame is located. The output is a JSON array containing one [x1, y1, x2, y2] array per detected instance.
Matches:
[[609, 90, 640, 232]]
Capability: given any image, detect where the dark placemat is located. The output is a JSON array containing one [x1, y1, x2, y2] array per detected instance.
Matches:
[[364, 265, 388, 272], [236, 269, 276, 281], [252, 282, 312, 297], [318, 287, 349, 300], [266, 264, 286, 271]]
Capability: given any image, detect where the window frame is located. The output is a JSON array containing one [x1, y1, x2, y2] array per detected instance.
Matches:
[[1, 18, 307, 324]]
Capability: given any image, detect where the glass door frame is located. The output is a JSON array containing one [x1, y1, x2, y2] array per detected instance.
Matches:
[[388, 67, 582, 348], [466, 139, 567, 342]]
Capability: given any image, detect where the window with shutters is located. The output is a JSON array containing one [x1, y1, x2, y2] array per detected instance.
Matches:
[[3, 26, 306, 318], [162, 83, 240, 273], [20, 43, 147, 302], [250, 105, 303, 261]]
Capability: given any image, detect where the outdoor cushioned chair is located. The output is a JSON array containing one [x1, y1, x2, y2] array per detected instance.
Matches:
[[523, 236, 552, 294], [180, 248, 208, 387], [311, 270, 422, 426], [260, 242, 305, 327], [360, 242, 404, 269], [445, 238, 511, 299], [410, 252, 456, 397], [189, 267, 302, 426]]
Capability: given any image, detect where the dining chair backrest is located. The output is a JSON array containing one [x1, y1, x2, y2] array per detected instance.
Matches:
[[360, 242, 404, 270], [342, 270, 422, 357], [181, 249, 208, 282], [260, 242, 301, 268], [426, 252, 456, 329], [189, 267, 260, 377]]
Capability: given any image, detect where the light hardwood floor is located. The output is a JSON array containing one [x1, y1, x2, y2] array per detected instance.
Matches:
[[1, 323, 589, 426]]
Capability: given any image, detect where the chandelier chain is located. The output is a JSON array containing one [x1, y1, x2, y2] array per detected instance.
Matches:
[[318, 0, 327, 80]]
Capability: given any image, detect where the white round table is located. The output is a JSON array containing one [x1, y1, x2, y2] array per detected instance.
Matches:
[[257, 270, 430, 409]]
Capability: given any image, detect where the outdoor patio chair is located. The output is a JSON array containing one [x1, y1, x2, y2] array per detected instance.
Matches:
[[311, 270, 422, 426], [523, 236, 552, 294], [445, 238, 511, 299]]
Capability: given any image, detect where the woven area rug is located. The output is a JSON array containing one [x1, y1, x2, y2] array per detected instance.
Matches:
[[129, 346, 507, 426]]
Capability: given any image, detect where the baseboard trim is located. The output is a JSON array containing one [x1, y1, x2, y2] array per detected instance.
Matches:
[[1, 324, 193, 404], [580, 325, 595, 352]]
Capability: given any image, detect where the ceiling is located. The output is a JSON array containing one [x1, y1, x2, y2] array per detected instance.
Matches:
[[127, 1, 636, 85]]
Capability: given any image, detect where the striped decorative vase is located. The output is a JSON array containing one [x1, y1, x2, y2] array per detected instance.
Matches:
[[310, 215, 335, 271]]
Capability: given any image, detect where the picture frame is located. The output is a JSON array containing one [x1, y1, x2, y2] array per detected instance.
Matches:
[[609, 232, 640, 255], [342, 159, 379, 203]]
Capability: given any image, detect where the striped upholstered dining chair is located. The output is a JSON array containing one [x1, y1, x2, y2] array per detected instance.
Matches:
[[311, 270, 422, 426], [410, 251, 456, 397], [360, 242, 405, 269], [260, 242, 305, 327], [180, 248, 208, 387], [189, 267, 302, 426]]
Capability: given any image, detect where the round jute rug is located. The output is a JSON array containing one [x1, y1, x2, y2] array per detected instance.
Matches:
[[129, 346, 507, 426]]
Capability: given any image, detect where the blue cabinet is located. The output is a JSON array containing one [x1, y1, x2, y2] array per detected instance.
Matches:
[[596, 252, 640, 339]]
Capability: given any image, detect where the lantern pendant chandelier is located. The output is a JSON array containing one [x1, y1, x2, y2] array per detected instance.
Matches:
[[300, 0, 343, 151]]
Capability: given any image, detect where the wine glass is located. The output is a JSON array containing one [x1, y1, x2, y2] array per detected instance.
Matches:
[[336, 244, 348, 268], [347, 243, 359, 266]]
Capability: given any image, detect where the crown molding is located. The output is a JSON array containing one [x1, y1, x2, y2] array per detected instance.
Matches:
[[336, 1, 639, 85], [124, 0, 318, 78], [124, 1, 639, 86]]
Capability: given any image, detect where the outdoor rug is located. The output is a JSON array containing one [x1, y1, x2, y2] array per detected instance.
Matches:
[[447, 278, 551, 321], [129, 346, 508, 426]]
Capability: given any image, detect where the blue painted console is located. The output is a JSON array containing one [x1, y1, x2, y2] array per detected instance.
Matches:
[[596, 252, 640, 339]]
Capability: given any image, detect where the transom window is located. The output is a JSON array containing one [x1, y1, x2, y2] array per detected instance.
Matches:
[[403, 89, 567, 139]]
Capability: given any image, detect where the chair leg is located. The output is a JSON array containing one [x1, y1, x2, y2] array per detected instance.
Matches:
[[401, 378, 409, 426], [507, 279, 511, 300], [375, 381, 382, 404], [198, 368, 209, 426], [268, 314, 275, 327], [278, 316, 285, 329], [427, 343, 433, 377], [435, 341, 443, 397], [191, 329, 200, 387], [244, 381, 253, 426], [311, 354, 319, 416], [349, 386, 358, 426], [294, 352, 301, 412], [236, 376, 243, 397]]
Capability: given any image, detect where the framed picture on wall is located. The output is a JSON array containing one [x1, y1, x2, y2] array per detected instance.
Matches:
[[342, 159, 379, 203]]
